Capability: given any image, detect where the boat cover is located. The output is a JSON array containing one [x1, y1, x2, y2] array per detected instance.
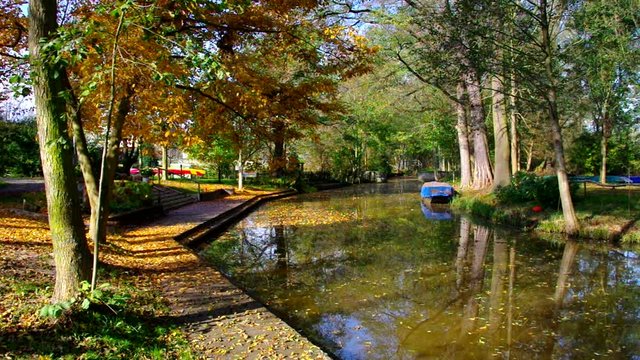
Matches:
[[421, 181, 454, 198]]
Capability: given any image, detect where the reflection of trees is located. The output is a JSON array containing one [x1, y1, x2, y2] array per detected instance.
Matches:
[[507, 241, 516, 356], [554, 241, 580, 308], [489, 233, 508, 333], [461, 224, 491, 335], [456, 218, 471, 290], [203, 188, 640, 359]]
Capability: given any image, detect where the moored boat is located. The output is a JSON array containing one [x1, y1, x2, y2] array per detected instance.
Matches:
[[420, 181, 454, 203]]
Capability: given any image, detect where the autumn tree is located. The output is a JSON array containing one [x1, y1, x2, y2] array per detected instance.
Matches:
[[171, 0, 373, 187]]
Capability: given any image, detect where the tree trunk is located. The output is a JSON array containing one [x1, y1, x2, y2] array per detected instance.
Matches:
[[237, 149, 244, 191], [464, 69, 493, 189], [540, 0, 579, 235], [600, 112, 610, 184], [120, 138, 139, 175], [492, 75, 511, 189], [509, 72, 520, 174], [600, 135, 608, 184], [29, 0, 91, 303], [525, 141, 534, 171], [162, 145, 168, 181], [455, 83, 472, 188], [89, 88, 133, 249], [272, 120, 286, 177]]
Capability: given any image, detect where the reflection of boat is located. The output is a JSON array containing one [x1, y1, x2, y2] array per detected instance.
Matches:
[[420, 181, 454, 203], [421, 201, 453, 221]]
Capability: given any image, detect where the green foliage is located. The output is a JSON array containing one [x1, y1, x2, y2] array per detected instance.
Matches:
[[110, 181, 152, 213], [39, 300, 74, 319], [39, 281, 129, 319], [451, 195, 496, 220], [495, 172, 579, 208], [0, 119, 41, 177], [185, 136, 236, 181], [7, 276, 191, 359], [622, 229, 640, 244], [568, 130, 640, 175], [139, 168, 154, 177]]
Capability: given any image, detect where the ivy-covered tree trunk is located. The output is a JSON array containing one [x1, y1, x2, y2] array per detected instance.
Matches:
[[492, 75, 511, 189], [464, 69, 493, 189], [455, 82, 472, 188], [29, 0, 91, 302]]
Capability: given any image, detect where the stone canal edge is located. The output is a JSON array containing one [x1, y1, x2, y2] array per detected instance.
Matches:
[[115, 190, 331, 359]]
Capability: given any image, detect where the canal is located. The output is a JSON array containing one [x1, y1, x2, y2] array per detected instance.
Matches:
[[200, 179, 640, 359]]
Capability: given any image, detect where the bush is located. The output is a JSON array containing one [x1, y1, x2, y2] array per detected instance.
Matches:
[[110, 181, 152, 213], [495, 172, 578, 208]]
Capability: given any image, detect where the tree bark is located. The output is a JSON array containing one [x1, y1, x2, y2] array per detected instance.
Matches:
[[455, 82, 472, 188], [540, 0, 579, 235], [237, 149, 244, 191], [509, 72, 520, 174], [89, 87, 133, 248], [29, 0, 91, 302], [272, 120, 286, 177], [161, 145, 168, 180], [600, 110, 610, 184], [464, 69, 493, 189], [492, 75, 511, 189]]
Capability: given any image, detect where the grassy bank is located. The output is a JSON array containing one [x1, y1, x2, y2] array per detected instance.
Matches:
[[452, 184, 640, 243], [0, 209, 193, 359]]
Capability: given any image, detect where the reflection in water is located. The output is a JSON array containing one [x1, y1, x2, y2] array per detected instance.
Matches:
[[420, 201, 453, 221], [201, 180, 640, 359], [554, 241, 580, 308]]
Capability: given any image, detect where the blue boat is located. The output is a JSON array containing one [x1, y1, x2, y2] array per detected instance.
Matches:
[[421, 181, 454, 203]]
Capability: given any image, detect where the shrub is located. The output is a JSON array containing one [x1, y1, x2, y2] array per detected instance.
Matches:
[[110, 181, 152, 213], [495, 172, 578, 208]]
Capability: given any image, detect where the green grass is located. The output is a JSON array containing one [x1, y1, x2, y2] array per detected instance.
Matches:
[[622, 226, 640, 244], [453, 185, 640, 242], [0, 267, 193, 359]]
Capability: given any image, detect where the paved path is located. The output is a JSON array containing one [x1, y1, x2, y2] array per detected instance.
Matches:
[[106, 194, 329, 359], [0, 178, 44, 196]]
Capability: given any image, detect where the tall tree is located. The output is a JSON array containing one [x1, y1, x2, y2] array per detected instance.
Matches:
[[28, 0, 91, 302], [538, 0, 579, 234], [571, 0, 640, 183], [392, 0, 494, 188]]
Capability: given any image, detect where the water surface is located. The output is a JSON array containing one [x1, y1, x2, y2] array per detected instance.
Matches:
[[200, 179, 640, 359]]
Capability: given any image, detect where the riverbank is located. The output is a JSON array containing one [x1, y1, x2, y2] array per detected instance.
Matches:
[[452, 183, 640, 242], [0, 189, 329, 358]]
